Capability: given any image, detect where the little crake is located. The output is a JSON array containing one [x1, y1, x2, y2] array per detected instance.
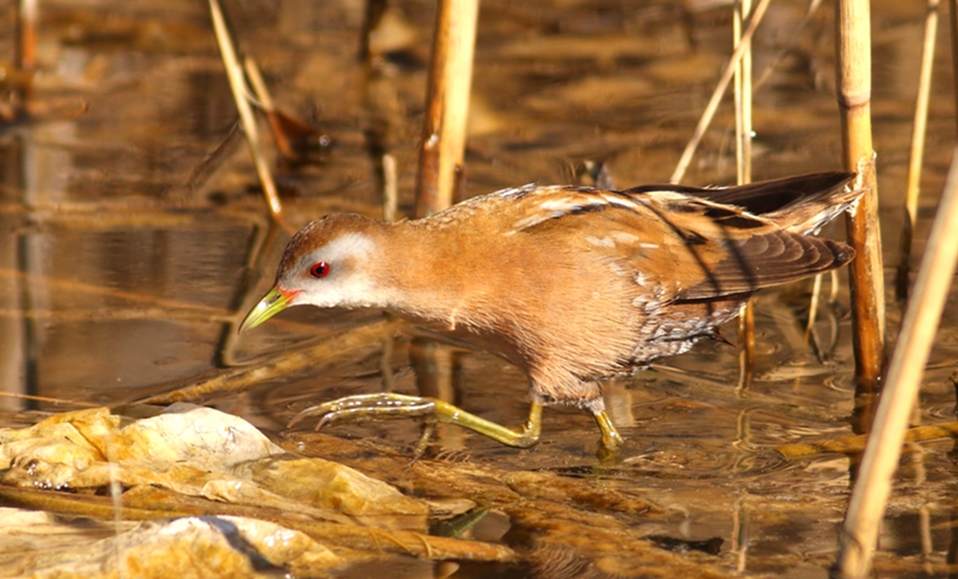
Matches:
[[241, 172, 860, 455]]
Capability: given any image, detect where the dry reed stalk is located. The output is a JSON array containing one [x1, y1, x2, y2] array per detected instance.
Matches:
[[733, 0, 756, 388], [209, 0, 284, 222], [359, 0, 388, 61], [835, 145, 958, 579], [415, 0, 479, 217], [952, 1, 958, 130], [670, 0, 771, 184], [733, 0, 753, 185], [16, 0, 37, 73], [895, 0, 940, 301], [244, 56, 293, 161], [10, 0, 38, 110], [382, 154, 398, 222], [835, 0, 885, 392]]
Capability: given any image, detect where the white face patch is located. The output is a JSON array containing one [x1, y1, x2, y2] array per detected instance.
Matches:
[[285, 231, 391, 309], [320, 232, 376, 261]]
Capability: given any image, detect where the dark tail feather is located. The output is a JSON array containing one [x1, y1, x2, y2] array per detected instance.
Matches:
[[622, 171, 861, 234]]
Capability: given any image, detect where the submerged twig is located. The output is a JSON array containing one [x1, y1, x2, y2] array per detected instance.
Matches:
[[777, 421, 958, 460], [736, 302, 755, 392], [218, 218, 280, 368], [138, 318, 403, 405], [183, 120, 244, 193]]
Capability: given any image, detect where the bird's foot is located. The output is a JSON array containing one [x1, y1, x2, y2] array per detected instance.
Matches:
[[290, 393, 543, 451], [290, 393, 437, 429]]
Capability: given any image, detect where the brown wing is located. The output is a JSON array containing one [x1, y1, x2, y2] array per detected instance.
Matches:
[[496, 183, 854, 303], [627, 191, 855, 301]]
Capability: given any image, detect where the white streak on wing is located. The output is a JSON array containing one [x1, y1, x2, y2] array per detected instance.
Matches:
[[497, 183, 538, 198], [510, 210, 565, 233], [508, 189, 647, 234], [611, 231, 639, 244], [585, 235, 615, 248], [604, 196, 634, 208]]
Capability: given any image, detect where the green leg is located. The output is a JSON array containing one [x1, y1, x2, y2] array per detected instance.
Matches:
[[593, 410, 624, 460], [290, 393, 543, 448]]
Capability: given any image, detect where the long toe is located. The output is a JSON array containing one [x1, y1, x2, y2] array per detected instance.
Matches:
[[288, 393, 440, 430]]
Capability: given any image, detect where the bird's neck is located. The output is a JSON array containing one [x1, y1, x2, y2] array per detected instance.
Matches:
[[373, 221, 485, 331]]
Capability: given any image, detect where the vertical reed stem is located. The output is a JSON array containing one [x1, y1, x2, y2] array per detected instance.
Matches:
[[382, 154, 398, 222], [952, 0, 958, 132], [734, 0, 756, 389], [16, 0, 37, 74], [895, 0, 940, 301], [13, 0, 37, 107], [415, 0, 479, 217], [834, 0, 885, 391], [734, 0, 753, 186]]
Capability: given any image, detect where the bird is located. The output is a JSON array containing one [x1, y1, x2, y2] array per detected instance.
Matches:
[[240, 171, 860, 456]]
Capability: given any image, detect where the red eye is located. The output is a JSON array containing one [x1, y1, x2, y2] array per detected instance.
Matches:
[[309, 262, 330, 278]]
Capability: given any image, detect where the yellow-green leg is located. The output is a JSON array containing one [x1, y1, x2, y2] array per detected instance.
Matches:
[[291, 392, 626, 457], [593, 410, 624, 461], [290, 393, 543, 448]]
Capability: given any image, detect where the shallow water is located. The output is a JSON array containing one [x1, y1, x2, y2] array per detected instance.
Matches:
[[2, 0, 958, 576]]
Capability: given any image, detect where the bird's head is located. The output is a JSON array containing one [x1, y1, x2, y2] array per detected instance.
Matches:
[[239, 214, 390, 332]]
